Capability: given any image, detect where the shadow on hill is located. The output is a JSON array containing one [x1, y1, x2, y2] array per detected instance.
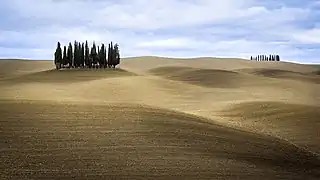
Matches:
[[148, 66, 267, 88], [4, 68, 137, 83], [219, 101, 320, 153], [0, 100, 319, 179], [311, 70, 320, 76], [237, 68, 320, 84]]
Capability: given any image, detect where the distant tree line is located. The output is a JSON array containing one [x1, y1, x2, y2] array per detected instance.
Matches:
[[54, 41, 120, 70], [250, 54, 280, 61]]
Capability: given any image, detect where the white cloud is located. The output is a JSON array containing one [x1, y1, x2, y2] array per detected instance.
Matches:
[[0, 0, 319, 63], [292, 28, 320, 43], [8, 0, 253, 29], [136, 38, 212, 49]]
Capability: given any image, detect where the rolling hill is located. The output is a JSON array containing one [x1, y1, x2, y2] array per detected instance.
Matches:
[[0, 57, 319, 179]]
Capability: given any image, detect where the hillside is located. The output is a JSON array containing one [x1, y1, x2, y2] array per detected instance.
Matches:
[[0, 57, 319, 179]]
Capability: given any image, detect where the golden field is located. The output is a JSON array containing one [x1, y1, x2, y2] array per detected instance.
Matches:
[[0, 57, 319, 179]]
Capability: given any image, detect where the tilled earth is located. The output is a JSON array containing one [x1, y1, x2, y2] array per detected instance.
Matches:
[[1, 100, 319, 180]]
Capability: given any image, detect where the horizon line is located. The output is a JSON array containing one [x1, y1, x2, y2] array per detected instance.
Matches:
[[0, 56, 319, 65]]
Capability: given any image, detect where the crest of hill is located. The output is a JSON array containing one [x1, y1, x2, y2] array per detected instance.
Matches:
[[121, 56, 318, 74], [148, 66, 271, 88], [0, 57, 318, 79], [235, 68, 320, 84], [3, 68, 137, 84], [0, 59, 53, 79]]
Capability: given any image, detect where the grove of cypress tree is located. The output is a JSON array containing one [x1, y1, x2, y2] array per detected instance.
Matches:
[[54, 40, 121, 69]]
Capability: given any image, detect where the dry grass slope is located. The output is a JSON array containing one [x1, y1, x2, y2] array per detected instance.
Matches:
[[0, 100, 319, 179], [3, 68, 137, 83], [237, 68, 320, 84], [219, 101, 320, 153], [149, 66, 273, 88], [0, 59, 52, 79], [0, 57, 319, 179], [122, 56, 318, 73]]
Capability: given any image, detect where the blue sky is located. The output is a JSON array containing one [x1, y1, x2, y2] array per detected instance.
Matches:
[[0, 0, 319, 64]]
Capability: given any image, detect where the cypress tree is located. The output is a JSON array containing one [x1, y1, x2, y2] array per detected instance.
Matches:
[[91, 41, 98, 68], [110, 41, 114, 68], [78, 42, 81, 67], [62, 45, 67, 67], [104, 47, 107, 68], [108, 43, 111, 68], [74, 40, 78, 68], [67, 42, 73, 68], [97, 45, 100, 68], [114, 43, 120, 67], [98, 44, 102, 68], [73, 41, 76, 67], [85, 40, 90, 68], [103, 44, 107, 68], [102, 45, 105, 68], [54, 42, 62, 69], [75, 41, 80, 67], [81, 43, 85, 67]]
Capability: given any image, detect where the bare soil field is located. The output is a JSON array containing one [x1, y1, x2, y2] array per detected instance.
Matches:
[[0, 57, 319, 179]]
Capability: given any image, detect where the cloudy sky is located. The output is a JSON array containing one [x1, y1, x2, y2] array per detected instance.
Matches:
[[0, 0, 319, 63]]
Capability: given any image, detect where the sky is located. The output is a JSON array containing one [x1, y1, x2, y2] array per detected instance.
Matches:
[[0, 0, 319, 64]]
